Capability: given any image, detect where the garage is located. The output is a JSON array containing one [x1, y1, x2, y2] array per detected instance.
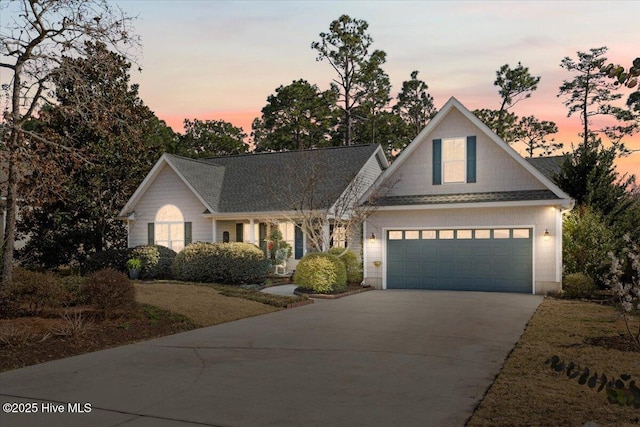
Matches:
[[386, 228, 533, 293]]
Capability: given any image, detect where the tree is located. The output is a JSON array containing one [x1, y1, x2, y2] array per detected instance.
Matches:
[[311, 15, 374, 146], [554, 135, 636, 241], [393, 70, 436, 140], [472, 62, 542, 143], [558, 47, 638, 147], [174, 119, 248, 158], [1, 0, 137, 284], [252, 79, 338, 151], [16, 41, 168, 269], [515, 116, 561, 157]]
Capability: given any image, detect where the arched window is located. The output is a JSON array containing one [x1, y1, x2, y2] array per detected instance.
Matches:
[[154, 204, 185, 251]]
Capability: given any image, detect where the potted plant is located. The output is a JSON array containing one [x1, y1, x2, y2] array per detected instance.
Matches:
[[126, 258, 142, 280]]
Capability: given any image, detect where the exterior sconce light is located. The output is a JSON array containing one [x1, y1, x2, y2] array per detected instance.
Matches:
[[543, 229, 550, 241], [369, 232, 376, 243]]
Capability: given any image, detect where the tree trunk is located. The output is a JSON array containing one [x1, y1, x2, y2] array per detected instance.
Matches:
[[1, 143, 19, 286]]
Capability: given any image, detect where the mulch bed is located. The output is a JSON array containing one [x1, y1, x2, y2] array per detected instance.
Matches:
[[294, 283, 373, 299], [585, 335, 640, 352], [0, 304, 197, 372]]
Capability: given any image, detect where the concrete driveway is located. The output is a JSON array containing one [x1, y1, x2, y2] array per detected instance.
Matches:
[[0, 290, 542, 427]]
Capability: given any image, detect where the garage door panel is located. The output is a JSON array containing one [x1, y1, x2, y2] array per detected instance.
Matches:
[[387, 229, 532, 293]]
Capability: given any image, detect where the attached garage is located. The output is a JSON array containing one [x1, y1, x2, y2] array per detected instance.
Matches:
[[386, 228, 533, 293]]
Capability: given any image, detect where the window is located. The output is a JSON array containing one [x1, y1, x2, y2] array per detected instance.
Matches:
[[439, 230, 454, 239], [388, 231, 403, 240], [457, 230, 472, 239], [154, 204, 186, 251], [442, 138, 466, 183], [422, 230, 436, 240], [493, 229, 510, 239], [405, 230, 420, 240], [474, 229, 491, 239], [513, 229, 530, 239]]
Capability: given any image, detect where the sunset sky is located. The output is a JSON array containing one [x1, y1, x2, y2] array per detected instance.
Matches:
[[119, 1, 638, 176]]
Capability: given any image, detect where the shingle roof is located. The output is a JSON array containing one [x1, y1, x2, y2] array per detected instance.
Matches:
[[525, 155, 566, 181], [166, 144, 381, 213], [371, 189, 560, 207]]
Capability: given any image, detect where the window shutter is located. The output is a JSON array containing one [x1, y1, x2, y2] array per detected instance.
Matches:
[[294, 226, 304, 259], [432, 139, 442, 185], [184, 222, 192, 245], [147, 223, 155, 246], [466, 136, 476, 183]]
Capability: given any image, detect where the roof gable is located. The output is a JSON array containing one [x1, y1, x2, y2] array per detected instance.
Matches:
[[376, 97, 571, 204], [120, 144, 387, 217]]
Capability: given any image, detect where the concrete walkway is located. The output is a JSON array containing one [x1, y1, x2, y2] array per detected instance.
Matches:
[[0, 290, 542, 427], [260, 284, 298, 296]]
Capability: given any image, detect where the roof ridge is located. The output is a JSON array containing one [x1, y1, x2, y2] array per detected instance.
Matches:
[[201, 143, 378, 161], [165, 153, 225, 167]]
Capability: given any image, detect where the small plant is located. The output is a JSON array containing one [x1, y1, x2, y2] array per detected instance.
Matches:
[[52, 312, 94, 340], [0, 325, 49, 347], [130, 245, 177, 279], [562, 273, 596, 299], [126, 258, 142, 271], [545, 355, 640, 408]]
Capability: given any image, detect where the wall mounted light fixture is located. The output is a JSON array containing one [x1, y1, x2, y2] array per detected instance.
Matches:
[[543, 229, 550, 241], [369, 232, 376, 243]]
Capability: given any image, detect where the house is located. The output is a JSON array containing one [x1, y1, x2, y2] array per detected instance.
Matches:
[[120, 97, 572, 295], [118, 144, 389, 270], [361, 97, 573, 294]]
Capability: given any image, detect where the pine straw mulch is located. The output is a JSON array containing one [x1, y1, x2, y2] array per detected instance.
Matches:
[[467, 298, 640, 427]]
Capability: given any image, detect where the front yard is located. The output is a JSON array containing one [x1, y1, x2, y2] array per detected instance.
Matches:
[[0, 281, 305, 372], [468, 298, 639, 426]]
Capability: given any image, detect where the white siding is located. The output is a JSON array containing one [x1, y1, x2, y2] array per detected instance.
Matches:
[[127, 165, 212, 248], [364, 205, 561, 294], [387, 108, 546, 196]]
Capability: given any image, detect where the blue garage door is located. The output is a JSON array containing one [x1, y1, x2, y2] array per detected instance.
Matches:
[[387, 228, 532, 293]]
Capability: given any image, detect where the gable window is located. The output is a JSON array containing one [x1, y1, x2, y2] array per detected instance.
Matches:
[[433, 136, 476, 185], [151, 204, 190, 252], [442, 138, 466, 183]]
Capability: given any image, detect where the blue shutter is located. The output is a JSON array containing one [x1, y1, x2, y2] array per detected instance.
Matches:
[[432, 139, 442, 185], [147, 223, 154, 246], [184, 222, 192, 245], [466, 136, 476, 183], [294, 226, 304, 259]]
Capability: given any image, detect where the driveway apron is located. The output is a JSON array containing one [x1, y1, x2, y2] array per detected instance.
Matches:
[[0, 290, 542, 427]]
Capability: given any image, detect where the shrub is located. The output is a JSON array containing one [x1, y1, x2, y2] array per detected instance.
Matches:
[[329, 248, 362, 285], [9, 268, 67, 314], [84, 248, 131, 274], [130, 245, 176, 280], [294, 252, 347, 294], [563, 205, 617, 288], [172, 242, 270, 284], [562, 273, 596, 299], [84, 268, 135, 319], [61, 275, 88, 306]]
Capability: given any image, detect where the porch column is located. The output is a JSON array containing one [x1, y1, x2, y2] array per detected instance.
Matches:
[[249, 218, 255, 244], [321, 221, 330, 252], [212, 219, 217, 243]]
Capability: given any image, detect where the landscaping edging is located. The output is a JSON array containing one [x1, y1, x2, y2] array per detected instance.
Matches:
[[286, 299, 314, 309], [294, 286, 374, 299]]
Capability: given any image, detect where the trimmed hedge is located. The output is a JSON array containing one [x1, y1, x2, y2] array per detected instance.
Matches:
[[328, 248, 363, 285], [172, 242, 270, 284], [293, 252, 347, 294], [130, 245, 176, 279]]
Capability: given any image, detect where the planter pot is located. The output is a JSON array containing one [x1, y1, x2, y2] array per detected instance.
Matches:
[[129, 269, 140, 280]]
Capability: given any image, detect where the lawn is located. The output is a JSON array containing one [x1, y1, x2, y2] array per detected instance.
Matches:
[[0, 281, 303, 372], [467, 298, 639, 427]]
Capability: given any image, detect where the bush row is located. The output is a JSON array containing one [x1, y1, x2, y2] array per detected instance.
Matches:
[[172, 242, 270, 284], [2, 267, 135, 319], [85, 245, 176, 280]]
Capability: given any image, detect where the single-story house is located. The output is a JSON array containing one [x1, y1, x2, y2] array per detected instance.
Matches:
[[118, 143, 389, 270], [361, 97, 573, 294], [120, 96, 573, 294]]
